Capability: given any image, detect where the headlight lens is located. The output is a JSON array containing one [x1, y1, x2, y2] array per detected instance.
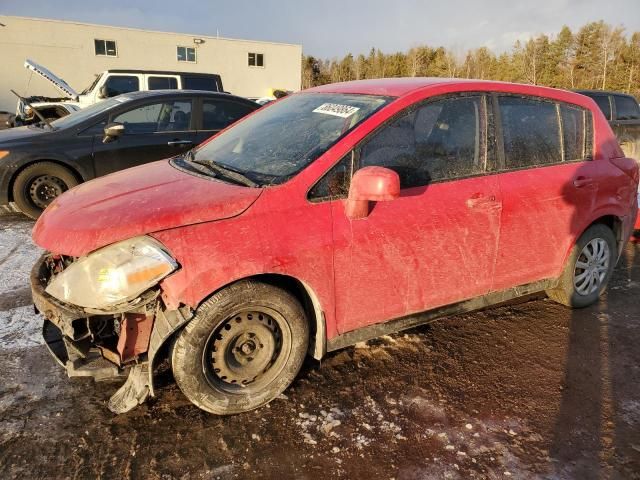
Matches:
[[46, 236, 177, 309]]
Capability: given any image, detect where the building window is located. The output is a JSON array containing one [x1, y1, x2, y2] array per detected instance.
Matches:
[[248, 53, 264, 67], [177, 46, 196, 63], [95, 39, 117, 57]]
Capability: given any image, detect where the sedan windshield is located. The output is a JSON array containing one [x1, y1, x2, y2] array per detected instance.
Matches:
[[50, 95, 130, 129], [190, 93, 392, 185]]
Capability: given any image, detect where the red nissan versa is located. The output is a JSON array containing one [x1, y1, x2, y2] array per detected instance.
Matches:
[[30, 78, 638, 415]]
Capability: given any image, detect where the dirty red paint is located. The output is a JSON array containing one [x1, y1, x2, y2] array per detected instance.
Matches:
[[33, 79, 639, 344]]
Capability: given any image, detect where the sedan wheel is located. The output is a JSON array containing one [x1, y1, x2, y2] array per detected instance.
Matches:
[[28, 175, 68, 210], [12, 162, 79, 219]]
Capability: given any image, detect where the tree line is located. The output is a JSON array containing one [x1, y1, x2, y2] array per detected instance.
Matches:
[[302, 21, 640, 99]]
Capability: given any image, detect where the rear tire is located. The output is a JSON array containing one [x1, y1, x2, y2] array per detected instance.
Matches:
[[12, 162, 79, 219], [546, 224, 617, 308], [171, 280, 309, 415]]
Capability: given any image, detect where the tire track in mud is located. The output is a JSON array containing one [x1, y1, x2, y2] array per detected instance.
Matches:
[[0, 244, 20, 268], [0, 286, 32, 311]]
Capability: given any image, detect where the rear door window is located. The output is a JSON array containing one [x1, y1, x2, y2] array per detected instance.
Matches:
[[183, 76, 219, 91], [614, 95, 640, 120], [103, 75, 140, 97], [498, 96, 561, 169], [560, 104, 589, 161], [201, 100, 256, 130], [360, 95, 485, 188], [112, 100, 193, 133], [148, 76, 178, 90]]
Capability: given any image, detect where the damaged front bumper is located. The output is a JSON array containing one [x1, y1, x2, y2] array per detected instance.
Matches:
[[31, 254, 192, 413]]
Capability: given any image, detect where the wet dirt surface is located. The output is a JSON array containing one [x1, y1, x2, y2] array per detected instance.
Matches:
[[1, 212, 639, 479]]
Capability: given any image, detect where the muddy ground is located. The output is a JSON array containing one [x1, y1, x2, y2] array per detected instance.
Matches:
[[1, 212, 639, 480]]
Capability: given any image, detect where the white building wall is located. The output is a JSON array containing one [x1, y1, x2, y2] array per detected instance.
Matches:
[[0, 16, 302, 111]]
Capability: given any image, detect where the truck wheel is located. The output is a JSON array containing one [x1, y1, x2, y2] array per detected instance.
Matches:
[[171, 280, 309, 414], [546, 224, 617, 308], [12, 162, 78, 219]]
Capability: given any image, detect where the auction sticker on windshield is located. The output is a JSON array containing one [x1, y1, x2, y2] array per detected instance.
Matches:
[[313, 103, 360, 118]]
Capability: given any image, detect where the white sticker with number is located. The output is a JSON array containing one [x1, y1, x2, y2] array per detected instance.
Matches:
[[313, 103, 360, 118]]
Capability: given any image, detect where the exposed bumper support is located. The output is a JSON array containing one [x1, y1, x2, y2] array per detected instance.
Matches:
[[31, 254, 193, 414]]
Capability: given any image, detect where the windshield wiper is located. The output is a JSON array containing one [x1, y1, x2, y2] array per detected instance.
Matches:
[[187, 154, 258, 188]]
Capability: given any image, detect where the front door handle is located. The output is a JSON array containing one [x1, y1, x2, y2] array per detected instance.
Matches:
[[573, 176, 593, 188], [167, 140, 193, 146]]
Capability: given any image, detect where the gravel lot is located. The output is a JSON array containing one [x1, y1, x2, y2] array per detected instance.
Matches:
[[1, 212, 639, 479]]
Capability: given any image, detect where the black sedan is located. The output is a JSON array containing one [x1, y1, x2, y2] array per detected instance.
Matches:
[[0, 90, 259, 218]]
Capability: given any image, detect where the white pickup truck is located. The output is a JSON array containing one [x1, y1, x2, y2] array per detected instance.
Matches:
[[13, 59, 225, 125]]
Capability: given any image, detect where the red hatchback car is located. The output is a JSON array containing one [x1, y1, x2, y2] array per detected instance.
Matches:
[[31, 78, 638, 414]]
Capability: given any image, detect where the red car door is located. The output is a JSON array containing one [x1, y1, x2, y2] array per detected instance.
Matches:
[[318, 94, 503, 334], [492, 96, 600, 290]]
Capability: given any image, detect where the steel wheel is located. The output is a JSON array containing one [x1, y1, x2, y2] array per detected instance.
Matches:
[[203, 308, 291, 394], [27, 175, 68, 209], [573, 238, 610, 296]]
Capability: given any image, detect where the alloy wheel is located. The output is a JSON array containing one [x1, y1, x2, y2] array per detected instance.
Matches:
[[573, 238, 610, 296]]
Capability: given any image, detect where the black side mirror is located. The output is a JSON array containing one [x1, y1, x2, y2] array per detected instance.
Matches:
[[103, 122, 124, 143]]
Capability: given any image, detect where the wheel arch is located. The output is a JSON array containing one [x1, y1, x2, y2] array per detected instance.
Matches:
[[8, 159, 84, 202], [590, 214, 624, 258]]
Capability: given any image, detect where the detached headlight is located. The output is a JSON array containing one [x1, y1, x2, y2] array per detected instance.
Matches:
[[46, 236, 177, 309]]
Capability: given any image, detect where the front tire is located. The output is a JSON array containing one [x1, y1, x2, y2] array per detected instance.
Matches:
[[171, 281, 309, 415], [546, 224, 617, 308], [12, 162, 79, 219]]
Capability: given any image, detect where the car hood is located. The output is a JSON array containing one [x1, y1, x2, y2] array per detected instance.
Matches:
[[0, 125, 48, 144], [25, 59, 79, 100], [33, 160, 263, 257]]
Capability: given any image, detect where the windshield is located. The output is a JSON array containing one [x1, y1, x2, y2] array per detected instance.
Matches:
[[191, 93, 392, 184], [80, 73, 103, 95], [50, 95, 129, 129]]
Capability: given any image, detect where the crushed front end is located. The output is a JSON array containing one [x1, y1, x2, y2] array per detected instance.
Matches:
[[31, 246, 192, 414]]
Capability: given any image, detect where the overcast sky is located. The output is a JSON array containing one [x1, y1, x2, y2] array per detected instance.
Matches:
[[2, 0, 639, 57]]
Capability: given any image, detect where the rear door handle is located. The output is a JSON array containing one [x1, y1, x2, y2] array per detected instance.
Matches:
[[573, 176, 593, 188], [167, 140, 193, 146]]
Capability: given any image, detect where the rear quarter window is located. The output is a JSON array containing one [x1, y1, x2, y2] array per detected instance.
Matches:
[[498, 96, 562, 169], [183, 76, 220, 91]]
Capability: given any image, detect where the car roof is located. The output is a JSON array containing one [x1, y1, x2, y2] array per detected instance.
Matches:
[[106, 70, 220, 77], [306, 77, 588, 101], [575, 89, 637, 99], [114, 89, 249, 101]]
